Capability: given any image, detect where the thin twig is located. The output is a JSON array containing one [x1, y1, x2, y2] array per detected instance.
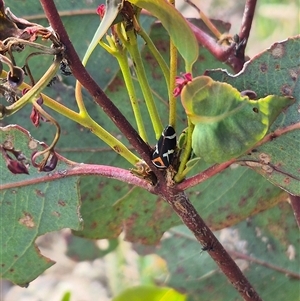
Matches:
[[229, 250, 300, 280], [185, 0, 223, 40], [186, 0, 257, 73], [251, 122, 300, 148]]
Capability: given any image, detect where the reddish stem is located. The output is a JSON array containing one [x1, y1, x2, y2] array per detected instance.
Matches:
[[238, 0, 257, 58], [0, 162, 153, 192], [177, 159, 236, 190], [188, 21, 243, 73], [188, 0, 257, 73]]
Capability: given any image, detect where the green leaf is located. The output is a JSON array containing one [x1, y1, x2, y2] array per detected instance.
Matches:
[[129, 0, 198, 71], [3, 2, 297, 295], [112, 285, 186, 301], [206, 36, 300, 194], [76, 164, 287, 244], [181, 76, 293, 163], [0, 125, 82, 286]]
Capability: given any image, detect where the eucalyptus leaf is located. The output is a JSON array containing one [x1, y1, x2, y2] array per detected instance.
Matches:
[[0, 125, 82, 286], [206, 36, 300, 193], [181, 76, 294, 163]]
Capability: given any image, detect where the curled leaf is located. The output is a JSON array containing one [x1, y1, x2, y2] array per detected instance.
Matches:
[[181, 76, 294, 163], [7, 66, 24, 88]]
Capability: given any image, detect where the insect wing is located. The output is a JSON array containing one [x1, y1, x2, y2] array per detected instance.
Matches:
[[152, 126, 176, 169]]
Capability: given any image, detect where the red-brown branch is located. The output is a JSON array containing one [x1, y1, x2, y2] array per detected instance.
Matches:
[[160, 190, 263, 301], [238, 0, 257, 58], [177, 159, 236, 190], [0, 162, 153, 192]]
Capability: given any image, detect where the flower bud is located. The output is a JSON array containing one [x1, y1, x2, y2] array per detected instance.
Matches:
[[30, 107, 40, 127], [173, 73, 192, 97], [97, 4, 106, 18]]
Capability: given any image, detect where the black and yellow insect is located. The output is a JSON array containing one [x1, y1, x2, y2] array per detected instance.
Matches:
[[152, 125, 176, 169]]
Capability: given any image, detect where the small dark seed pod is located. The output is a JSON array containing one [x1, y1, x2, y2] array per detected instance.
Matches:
[[7, 66, 24, 88], [41, 152, 58, 172]]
